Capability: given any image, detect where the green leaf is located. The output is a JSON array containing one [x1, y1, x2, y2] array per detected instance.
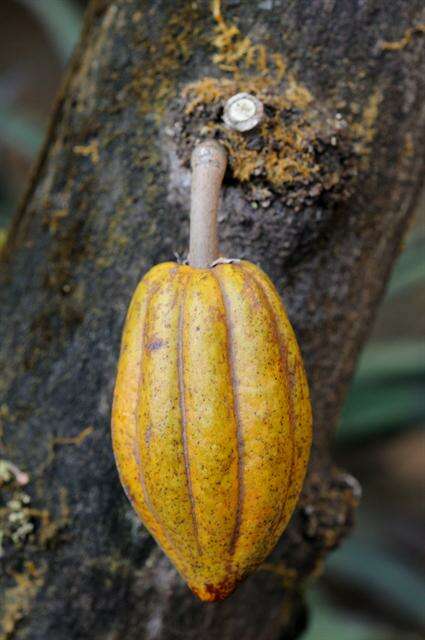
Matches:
[[339, 339, 425, 441], [326, 538, 425, 627], [387, 242, 425, 298], [17, 0, 83, 63], [304, 590, 399, 640], [339, 381, 424, 441], [354, 341, 425, 382], [0, 107, 43, 158]]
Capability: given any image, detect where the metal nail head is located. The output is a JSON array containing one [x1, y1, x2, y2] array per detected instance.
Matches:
[[223, 93, 264, 132]]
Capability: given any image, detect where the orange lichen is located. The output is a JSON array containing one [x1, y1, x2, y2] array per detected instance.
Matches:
[[132, 6, 202, 119], [351, 89, 382, 159], [47, 209, 69, 235], [403, 132, 414, 158], [211, 0, 251, 72], [271, 53, 287, 82], [211, 0, 288, 77], [182, 76, 325, 187], [260, 562, 299, 588], [175, 2, 354, 192], [173, 0, 379, 194], [0, 562, 45, 638], [379, 23, 425, 51], [285, 75, 313, 108], [36, 426, 94, 478], [53, 425, 94, 447], [73, 139, 100, 164], [28, 487, 70, 547], [0, 229, 7, 252]]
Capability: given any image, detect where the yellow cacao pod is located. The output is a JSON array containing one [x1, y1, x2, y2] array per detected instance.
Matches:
[[112, 259, 312, 601]]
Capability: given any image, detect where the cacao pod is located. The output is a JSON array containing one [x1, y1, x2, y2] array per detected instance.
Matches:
[[112, 259, 312, 601]]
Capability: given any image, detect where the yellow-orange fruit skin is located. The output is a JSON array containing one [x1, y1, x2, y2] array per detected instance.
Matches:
[[112, 261, 312, 602]]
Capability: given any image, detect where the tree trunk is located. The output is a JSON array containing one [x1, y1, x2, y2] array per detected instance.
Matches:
[[1, 1, 424, 638]]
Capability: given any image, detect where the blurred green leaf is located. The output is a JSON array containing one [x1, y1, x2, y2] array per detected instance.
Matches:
[[0, 228, 7, 248], [304, 590, 403, 640], [387, 242, 425, 298], [18, 0, 83, 63], [354, 341, 425, 382], [0, 106, 43, 157], [0, 177, 17, 228], [340, 339, 425, 441], [339, 381, 424, 441], [326, 538, 425, 627]]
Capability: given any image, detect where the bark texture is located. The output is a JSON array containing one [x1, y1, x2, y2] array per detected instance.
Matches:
[[0, 1, 424, 638]]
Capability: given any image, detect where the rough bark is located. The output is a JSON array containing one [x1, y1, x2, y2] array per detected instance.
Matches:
[[0, 1, 424, 639]]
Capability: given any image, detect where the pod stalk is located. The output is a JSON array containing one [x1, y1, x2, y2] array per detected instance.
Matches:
[[188, 140, 227, 269]]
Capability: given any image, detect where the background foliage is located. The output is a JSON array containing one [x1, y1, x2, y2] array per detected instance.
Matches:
[[0, 2, 423, 637]]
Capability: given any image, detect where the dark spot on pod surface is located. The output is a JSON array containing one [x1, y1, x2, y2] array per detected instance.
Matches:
[[192, 574, 243, 602], [146, 338, 165, 351]]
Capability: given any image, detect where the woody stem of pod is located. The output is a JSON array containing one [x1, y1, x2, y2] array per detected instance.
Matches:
[[188, 140, 228, 268]]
